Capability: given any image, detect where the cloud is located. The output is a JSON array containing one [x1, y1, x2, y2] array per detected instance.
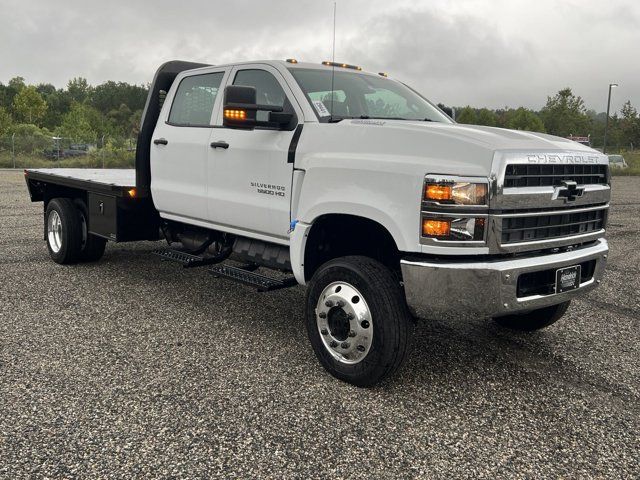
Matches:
[[0, 0, 638, 112]]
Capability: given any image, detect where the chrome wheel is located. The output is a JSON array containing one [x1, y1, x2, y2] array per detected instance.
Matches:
[[47, 210, 63, 253], [316, 281, 373, 365]]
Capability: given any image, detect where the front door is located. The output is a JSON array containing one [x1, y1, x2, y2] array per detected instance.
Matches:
[[207, 65, 302, 242], [151, 69, 226, 221]]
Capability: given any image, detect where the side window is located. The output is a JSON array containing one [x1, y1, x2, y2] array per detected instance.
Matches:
[[233, 69, 293, 122], [168, 72, 224, 126]]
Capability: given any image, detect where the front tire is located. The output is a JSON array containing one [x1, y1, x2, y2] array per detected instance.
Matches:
[[305, 256, 412, 387], [493, 301, 571, 331], [45, 198, 83, 264]]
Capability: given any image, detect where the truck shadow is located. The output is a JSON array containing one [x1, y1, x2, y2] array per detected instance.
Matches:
[[99, 244, 618, 397]]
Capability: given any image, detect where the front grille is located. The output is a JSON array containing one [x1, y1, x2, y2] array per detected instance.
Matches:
[[504, 164, 608, 188], [501, 208, 606, 244], [516, 260, 596, 297]]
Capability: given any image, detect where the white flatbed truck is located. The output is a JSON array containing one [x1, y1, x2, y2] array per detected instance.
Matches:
[[25, 60, 610, 386]]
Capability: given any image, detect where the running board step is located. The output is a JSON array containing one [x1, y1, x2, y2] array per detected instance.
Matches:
[[209, 265, 297, 292], [153, 248, 222, 268]]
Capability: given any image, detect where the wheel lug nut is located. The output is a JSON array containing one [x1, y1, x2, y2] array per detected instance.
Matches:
[[357, 345, 365, 352], [321, 328, 328, 335], [325, 300, 334, 307], [336, 300, 345, 307], [318, 312, 327, 319], [341, 342, 350, 349], [348, 330, 356, 337], [347, 313, 354, 320], [330, 340, 338, 348], [360, 320, 370, 329]]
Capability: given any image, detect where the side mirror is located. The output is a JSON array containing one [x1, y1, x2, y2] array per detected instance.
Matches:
[[222, 85, 294, 130], [223, 85, 257, 130]]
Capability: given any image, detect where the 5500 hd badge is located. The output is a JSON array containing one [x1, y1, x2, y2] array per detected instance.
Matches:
[[251, 182, 286, 197]]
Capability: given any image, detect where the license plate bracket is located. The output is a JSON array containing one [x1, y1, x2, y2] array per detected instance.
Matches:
[[555, 265, 581, 293]]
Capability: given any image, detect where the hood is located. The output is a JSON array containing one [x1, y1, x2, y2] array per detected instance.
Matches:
[[296, 120, 601, 178]]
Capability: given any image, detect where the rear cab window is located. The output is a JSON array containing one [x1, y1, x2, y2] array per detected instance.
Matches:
[[168, 72, 224, 126]]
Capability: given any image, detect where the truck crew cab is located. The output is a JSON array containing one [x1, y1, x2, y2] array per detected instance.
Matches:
[[25, 60, 610, 387]]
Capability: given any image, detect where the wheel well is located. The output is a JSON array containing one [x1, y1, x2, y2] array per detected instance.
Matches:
[[303, 214, 401, 281]]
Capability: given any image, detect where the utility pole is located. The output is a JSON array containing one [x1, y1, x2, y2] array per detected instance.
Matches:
[[603, 83, 618, 154]]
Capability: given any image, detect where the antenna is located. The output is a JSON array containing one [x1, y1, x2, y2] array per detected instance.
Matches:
[[329, 1, 336, 122]]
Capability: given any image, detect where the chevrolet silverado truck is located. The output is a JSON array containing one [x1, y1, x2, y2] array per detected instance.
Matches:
[[24, 60, 610, 387]]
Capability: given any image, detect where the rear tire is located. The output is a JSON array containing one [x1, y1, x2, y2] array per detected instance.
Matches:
[[493, 301, 571, 331], [45, 198, 83, 264], [74, 199, 107, 262], [305, 256, 412, 387]]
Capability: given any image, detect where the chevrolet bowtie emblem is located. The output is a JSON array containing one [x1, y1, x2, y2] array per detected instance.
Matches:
[[554, 180, 585, 202]]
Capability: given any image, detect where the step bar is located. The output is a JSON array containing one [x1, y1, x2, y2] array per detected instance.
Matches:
[[209, 264, 297, 292]]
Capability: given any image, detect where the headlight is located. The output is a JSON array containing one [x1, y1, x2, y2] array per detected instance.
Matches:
[[422, 217, 485, 241], [424, 181, 488, 206]]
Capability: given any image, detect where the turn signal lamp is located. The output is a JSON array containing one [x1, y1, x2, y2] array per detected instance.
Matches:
[[422, 219, 451, 237], [224, 109, 247, 120]]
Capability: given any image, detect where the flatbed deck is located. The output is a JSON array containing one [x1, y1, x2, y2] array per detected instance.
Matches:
[[25, 168, 136, 196]]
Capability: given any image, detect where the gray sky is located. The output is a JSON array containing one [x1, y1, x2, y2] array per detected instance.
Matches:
[[1, 0, 638, 113]]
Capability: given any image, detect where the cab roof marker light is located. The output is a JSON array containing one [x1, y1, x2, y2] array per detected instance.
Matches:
[[378, 72, 388, 77], [285, 58, 298, 64], [321, 61, 362, 71]]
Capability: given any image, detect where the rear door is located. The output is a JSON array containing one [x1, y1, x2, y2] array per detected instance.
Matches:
[[151, 68, 228, 221], [206, 64, 303, 242]]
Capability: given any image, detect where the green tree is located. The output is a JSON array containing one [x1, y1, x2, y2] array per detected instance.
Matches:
[[620, 100, 640, 148], [11, 123, 51, 154], [456, 106, 478, 124], [540, 88, 591, 137], [89, 81, 147, 115], [67, 77, 91, 103], [12, 86, 48, 125], [505, 107, 546, 133], [57, 102, 97, 142], [476, 108, 498, 126], [0, 106, 13, 135]]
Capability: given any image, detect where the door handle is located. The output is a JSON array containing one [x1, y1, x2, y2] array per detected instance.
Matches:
[[210, 141, 230, 149], [153, 138, 168, 145]]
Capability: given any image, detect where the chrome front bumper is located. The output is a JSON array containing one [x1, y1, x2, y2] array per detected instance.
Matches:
[[400, 238, 608, 319]]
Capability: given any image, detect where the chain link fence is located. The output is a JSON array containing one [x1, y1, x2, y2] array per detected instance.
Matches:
[[0, 133, 136, 169]]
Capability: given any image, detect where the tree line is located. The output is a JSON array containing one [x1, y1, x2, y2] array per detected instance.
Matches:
[[0, 77, 147, 147], [438, 88, 640, 149], [1, 76, 639, 151]]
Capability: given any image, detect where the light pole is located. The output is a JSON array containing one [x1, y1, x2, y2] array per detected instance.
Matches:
[[11, 132, 16, 169], [603, 83, 618, 154]]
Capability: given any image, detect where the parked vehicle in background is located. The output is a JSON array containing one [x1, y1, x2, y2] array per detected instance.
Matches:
[[23, 59, 611, 387], [608, 154, 628, 169], [567, 135, 591, 147]]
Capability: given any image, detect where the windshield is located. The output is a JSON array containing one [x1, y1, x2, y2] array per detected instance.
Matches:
[[609, 155, 623, 162], [288, 68, 451, 123]]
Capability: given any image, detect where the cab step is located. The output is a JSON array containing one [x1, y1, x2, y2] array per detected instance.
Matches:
[[153, 248, 222, 268], [209, 264, 297, 292]]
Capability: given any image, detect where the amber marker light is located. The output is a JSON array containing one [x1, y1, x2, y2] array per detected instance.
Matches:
[[127, 188, 137, 198], [422, 219, 451, 237], [425, 184, 452, 202], [224, 109, 247, 120]]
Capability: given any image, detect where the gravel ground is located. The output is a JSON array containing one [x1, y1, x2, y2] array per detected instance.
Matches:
[[0, 169, 638, 479]]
